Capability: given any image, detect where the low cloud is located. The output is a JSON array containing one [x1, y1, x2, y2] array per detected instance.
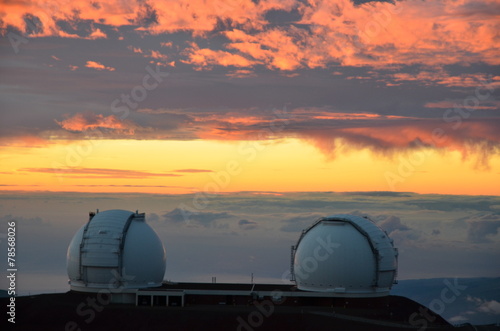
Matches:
[[163, 208, 233, 228], [0, 214, 49, 228], [280, 213, 323, 232], [351, 212, 420, 245], [466, 214, 500, 243], [468, 296, 500, 315], [147, 212, 160, 223], [238, 219, 257, 230], [377, 215, 410, 234]]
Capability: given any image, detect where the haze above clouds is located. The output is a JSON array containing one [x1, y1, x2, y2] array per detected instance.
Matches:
[[0, 191, 498, 292]]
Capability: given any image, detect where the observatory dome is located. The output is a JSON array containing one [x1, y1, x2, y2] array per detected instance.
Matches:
[[292, 214, 398, 297], [67, 209, 166, 291]]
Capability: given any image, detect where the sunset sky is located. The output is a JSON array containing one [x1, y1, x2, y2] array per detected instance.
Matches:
[[0, 0, 499, 195], [1, 3, 500, 323]]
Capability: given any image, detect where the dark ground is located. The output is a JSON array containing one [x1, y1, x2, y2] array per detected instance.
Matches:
[[1, 291, 499, 331]]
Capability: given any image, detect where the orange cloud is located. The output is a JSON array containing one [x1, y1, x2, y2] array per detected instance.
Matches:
[[128, 46, 143, 53], [0, 0, 292, 38], [298, 0, 500, 67], [290, 109, 414, 121], [226, 69, 257, 78], [182, 42, 255, 69], [225, 0, 500, 70], [85, 61, 115, 71], [0, 0, 133, 38], [224, 27, 307, 70], [55, 112, 135, 134], [181, 0, 499, 71], [1, 0, 498, 71], [20, 167, 181, 179], [173, 169, 213, 173], [87, 28, 107, 39], [145, 0, 296, 36], [425, 100, 500, 110], [150, 50, 167, 60], [388, 72, 500, 88], [0, 135, 53, 148]]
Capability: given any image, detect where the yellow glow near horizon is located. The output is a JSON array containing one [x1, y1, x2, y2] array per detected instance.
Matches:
[[0, 138, 498, 195]]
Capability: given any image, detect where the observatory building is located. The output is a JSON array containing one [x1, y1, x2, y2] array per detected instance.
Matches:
[[19, 210, 449, 330], [10, 212, 458, 329], [67, 209, 166, 297], [291, 214, 398, 297], [66, 210, 398, 306]]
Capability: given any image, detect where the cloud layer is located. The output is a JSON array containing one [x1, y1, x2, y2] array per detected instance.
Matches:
[[2, 0, 499, 69], [52, 106, 500, 167]]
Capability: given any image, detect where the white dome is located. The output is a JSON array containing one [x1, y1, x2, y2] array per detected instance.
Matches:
[[67, 209, 166, 291], [292, 214, 398, 297]]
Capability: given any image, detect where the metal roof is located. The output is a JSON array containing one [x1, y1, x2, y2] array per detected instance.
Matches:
[[292, 214, 398, 296], [67, 209, 166, 290]]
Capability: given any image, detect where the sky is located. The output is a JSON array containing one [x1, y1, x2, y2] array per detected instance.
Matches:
[[0, 0, 499, 323], [0, 0, 499, 195]]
